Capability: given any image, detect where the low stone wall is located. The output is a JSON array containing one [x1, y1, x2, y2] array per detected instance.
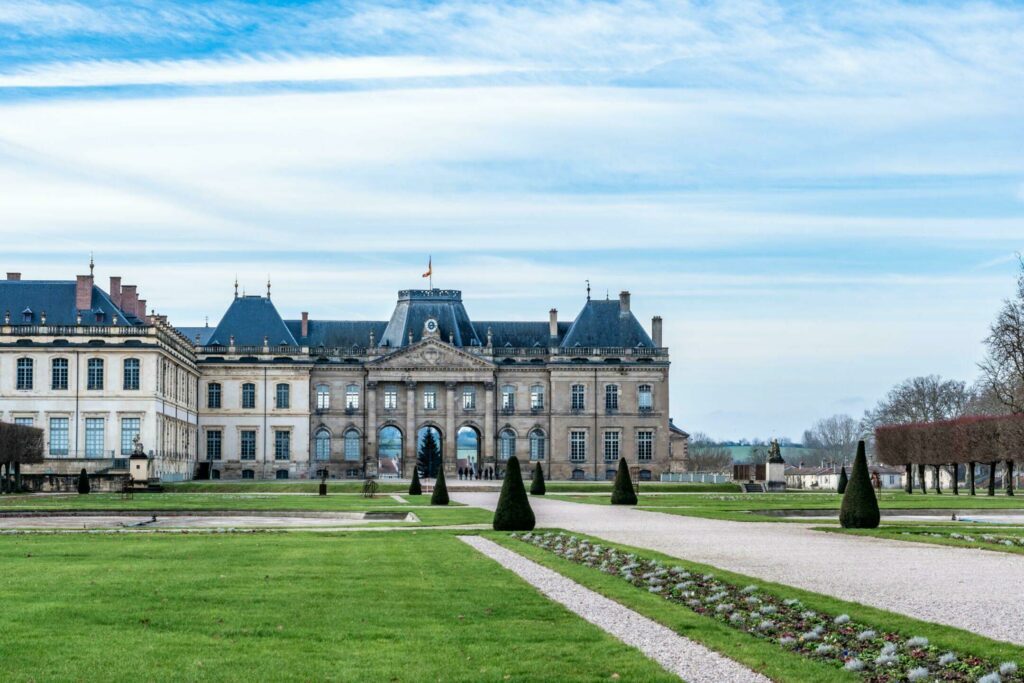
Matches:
[[17, 472, 127, 493]]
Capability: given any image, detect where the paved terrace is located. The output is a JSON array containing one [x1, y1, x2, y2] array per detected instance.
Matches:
[[452, 492, 1024, 647]]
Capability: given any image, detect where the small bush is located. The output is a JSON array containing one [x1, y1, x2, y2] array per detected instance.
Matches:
[[77, 468, 90, 495], [493, 456, 536, 531], [431, 466, 449, 506], [837, 466, 848, 494], [530, 462, 546, 496], [611, 458, 638, 505], [409, 467, 422, 496], [839, 441, 880, 529]]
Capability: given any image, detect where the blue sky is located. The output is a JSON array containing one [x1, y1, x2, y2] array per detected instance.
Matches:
[[1, 0, 1022, 440]]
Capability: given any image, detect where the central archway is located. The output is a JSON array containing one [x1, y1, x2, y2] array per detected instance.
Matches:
[[416, 426, 443, 478], [457, 425, 480, 477], [378, 426, 403, 479]]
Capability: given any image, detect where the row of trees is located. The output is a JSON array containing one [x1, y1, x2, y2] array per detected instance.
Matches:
[[0, 421, 44, 493]]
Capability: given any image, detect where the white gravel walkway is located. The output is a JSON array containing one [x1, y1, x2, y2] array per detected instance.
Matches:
[[459, 535, 768, 683], [453, 493, 1024, 646]]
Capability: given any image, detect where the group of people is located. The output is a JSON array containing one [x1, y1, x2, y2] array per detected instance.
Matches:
[[456, 466, 502, 481]]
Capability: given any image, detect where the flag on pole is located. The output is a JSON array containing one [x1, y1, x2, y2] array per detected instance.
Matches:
[[422, 256, 432, 279]]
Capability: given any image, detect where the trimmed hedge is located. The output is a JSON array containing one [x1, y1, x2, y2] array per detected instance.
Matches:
[[430, 466, 449, 506], [610, 458, 638, 505], [493, 456, 535, 531], [836, 466, 848, 494], [77, 468, 90, 495], [409, 467, 422, 496], [839, 441, 880, 529], [530, 462, 546, 496]]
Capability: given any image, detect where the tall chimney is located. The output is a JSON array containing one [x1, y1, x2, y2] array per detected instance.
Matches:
[[138, 299, 148, 324], [121, 285, 138, 316], [6, 272, 20, 281], [618, 290, 631, 315], [75, 274, 93, 311], [652, 316, 663, 347], [549, 308, 558, 339], [109, 277, 122, 308], [301, 311, 309, 338]]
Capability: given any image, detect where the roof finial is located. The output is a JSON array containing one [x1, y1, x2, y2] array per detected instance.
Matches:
[[266, 275, 271, 299], [234, 276, 239, 299], [586, 279, 591, 301], [89, 252, 94, 277]]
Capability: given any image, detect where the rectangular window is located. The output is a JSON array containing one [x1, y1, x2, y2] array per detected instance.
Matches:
[[206, 429, 222, 460], [242, 383, 256, 409], [501, 386, 515, 411], [49, 417, 69, 456], [345, 385, 360, 410], [638, 385, 653, 411], [604, 431, 620, 461], [241, 469, 255, 479], [123, 359, 140, 390], [462, 388, 476, 410], [85, 418, 104, 458], [274, 430, 291, 460], [605, 384, 619, 412], [121, 417, 141, 455], [240, 430, 256, 460], [423, 388, 436, 410], [570, 430, 587, 462], [344, 432, 360, 461], [530, 386, 544, 410], [207, 383, 222, 409], [87, 358, 104, 390], [637, 430, 653, 461], [383, 386, 398, 410], [316, 385, 330, 410], [15, 417, 33, 427], [571, 384, 585, 411], [276, 383, 290, 409], [51, 358, 69, 390], [16, 358, 33, 390]]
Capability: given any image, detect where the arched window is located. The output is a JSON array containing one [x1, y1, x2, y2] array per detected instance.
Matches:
[[572, 468, 585, 480], [275, 469, 289, 480], [241, 469, 255, 479], [498, 429, 516, 461], [378, 426, 403, 476], [529, 429, 546, 461], [316, 384, 330, 410], [16, 357, 33, 390], [345, 384, 360, 410], [344, 429, 361, 461], [276, 383, 290, 409], [211, 469, 221, 480], [314, 429, 331, 461]]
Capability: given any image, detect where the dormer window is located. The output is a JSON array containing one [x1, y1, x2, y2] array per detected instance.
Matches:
[[94, 310, 105, 323], [22, 307, 32, 323]]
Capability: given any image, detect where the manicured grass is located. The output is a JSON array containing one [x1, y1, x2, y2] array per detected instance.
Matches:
[[0, 492, 447, 512], [0, 531, 675, 682], [545, 481, 740, 493], [489, 531, 1024, 679], [548, 491, 1024, 522], [822, 524, 1024, 555], [165, 480, 409, 493]]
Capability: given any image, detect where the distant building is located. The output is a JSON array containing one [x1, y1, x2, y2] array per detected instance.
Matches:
[[785, 464, 904, 490], [1, 268, 688, 481]]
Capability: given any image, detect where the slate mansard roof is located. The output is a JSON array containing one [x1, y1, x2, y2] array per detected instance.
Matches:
[[189, 288, 659, 351], [0, 280, 140, 326]]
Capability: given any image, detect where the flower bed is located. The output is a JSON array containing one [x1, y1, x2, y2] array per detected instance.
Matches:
[[903, 530, 1024, 549], [514, 532, 1021, 683]]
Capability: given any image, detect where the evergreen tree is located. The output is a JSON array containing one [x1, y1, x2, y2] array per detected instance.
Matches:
[[77, 468, 90, 495], [493, 456, 536, 530], [839, 441, 880, 529], [611, 458, 638, 505], [409, 467, 422, 496], [837, 466, 848, 494], [431, 465, 449, 506], [530, 462, 546, 496], [418, 429, 441, 478]]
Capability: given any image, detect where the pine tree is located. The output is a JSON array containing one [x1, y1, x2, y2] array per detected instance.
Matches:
[[431, 465, 449, 506], [493, 456, 536, 530], [409, 467, 422, 496], [418, 429, 441, 478], [839, 441, 880, 529], [77, 468, 90, 495], [837, 466, 848, 494], [530, 462, 546, 496], [611, 458, 638, 505]]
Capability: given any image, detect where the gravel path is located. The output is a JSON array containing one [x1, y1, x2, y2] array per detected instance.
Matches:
[[459, 535, 768, 683], [453, 493, 1024, 646]]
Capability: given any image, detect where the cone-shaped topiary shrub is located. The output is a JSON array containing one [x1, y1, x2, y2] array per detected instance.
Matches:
[[77, 468, 90, 495], [611, 457, 638, 505], [493, 456, 535, 530], [530, 462, 546, 496], [837, 466, 848, 494], [430, 466, 449, 506], [839, 441, 880, 529], [409, 467, 422, 496]]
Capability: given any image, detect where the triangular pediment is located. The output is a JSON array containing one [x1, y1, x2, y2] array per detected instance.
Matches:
[[369, 338, 494, 369]]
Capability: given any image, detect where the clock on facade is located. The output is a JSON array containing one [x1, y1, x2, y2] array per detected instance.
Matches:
[[424, 318, 439, 334]]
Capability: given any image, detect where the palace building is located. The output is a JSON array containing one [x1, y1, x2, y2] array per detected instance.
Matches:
[[0, 267, 688, 482]]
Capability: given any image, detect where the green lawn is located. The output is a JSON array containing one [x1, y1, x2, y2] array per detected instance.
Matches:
[[548, 491, 1024, 522], [0, 532, 675, 682], [822, 524, 1024, 555], [0, 492, 449, 512], [166, 480, 409, 493]]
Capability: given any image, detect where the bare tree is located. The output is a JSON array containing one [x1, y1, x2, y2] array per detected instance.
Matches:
[[748, 439, 770, 465], [685, 432, 734, 473], [979, 258, 1024, 414], [803, 414, 858, 466], [861, 375, 974, 429]]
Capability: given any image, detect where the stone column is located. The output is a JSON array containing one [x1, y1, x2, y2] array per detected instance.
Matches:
[[366, 381, 377, 469], [445, 382, 457, 474], [405, 380, 417, 478], [483, 381, 495, 468]]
